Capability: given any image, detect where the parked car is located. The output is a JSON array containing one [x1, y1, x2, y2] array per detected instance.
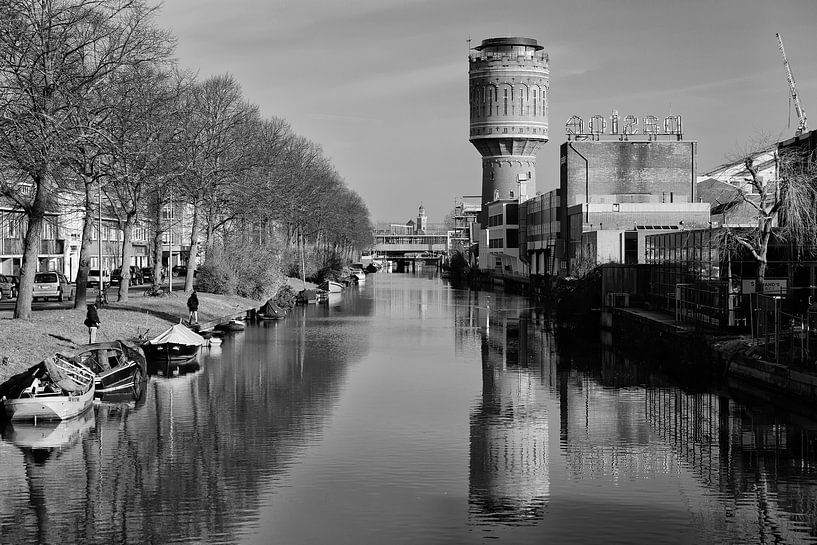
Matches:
[[88, 268, 111, 288], [33, 271, 73, 302], [172, 265, 197, 277], [141, 267, 155, 285], [111, 266, 144, 286], [0, 274, 16, 300]]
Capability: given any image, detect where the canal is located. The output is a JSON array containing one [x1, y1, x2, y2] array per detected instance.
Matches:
[[2, 274, 817, 544]]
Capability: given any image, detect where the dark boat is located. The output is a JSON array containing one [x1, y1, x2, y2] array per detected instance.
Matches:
[[142, 324, 205, 373], [73, 340, 146, 400], [257, 300, 287, 320], [365, 263, 378, 274]]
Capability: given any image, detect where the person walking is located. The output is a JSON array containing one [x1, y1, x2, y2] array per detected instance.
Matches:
[[187, 290, 199, 324], [84, 304, 100, 344]]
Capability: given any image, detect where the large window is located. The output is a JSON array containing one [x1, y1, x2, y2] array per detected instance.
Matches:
[[506, 229, 519, 248]]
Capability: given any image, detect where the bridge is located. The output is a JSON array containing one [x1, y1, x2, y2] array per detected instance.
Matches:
[[372, 233, 449, 272]]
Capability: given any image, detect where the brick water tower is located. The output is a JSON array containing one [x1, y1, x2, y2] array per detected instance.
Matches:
[[469, 37, 549, 226]]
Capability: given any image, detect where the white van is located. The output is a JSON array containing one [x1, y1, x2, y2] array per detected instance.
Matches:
[[88, 268, 111, 287]]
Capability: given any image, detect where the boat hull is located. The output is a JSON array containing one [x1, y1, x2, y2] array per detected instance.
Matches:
[[95, 362, 142, 396], [3, 385, 95, 421], [320, 280, 343, 293], [143, 343, 200, 365]]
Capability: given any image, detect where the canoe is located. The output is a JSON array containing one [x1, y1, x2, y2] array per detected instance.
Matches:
[[73, 340, 146, 400], [0, 355, 95, 421]]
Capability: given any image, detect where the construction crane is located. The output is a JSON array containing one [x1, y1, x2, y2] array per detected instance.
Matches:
[[776, 32, 808, 136]]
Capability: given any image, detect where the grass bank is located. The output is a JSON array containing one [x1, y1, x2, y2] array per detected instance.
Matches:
[[0, 290, 266, 384], [0, 277, 318, 383]]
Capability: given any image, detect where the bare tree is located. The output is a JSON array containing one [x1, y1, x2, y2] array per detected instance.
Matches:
[[0, 0, 171, 317], [103, 66, 185, 301], [176, 74, 259, 292], [720, 144, 817, 291]]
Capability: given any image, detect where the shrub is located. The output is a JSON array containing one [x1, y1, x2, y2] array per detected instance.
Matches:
[[199, 240, 285, 301], [196, 257, 237, 295], [273, 284, 298, 310]]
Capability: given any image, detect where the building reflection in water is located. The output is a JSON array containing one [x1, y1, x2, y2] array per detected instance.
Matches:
[[466, 298, 554, 526]]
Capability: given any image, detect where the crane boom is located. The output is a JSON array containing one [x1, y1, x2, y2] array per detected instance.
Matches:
[[776, 32, 808, 136]]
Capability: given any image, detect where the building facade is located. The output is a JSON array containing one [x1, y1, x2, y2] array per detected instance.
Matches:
[[468, 36, 549, 272], [558, 126, 703, 275]]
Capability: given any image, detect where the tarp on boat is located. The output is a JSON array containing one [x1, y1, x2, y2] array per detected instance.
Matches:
[[145, 324, 205, 346]]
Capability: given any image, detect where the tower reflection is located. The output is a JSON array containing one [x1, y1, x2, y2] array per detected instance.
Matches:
[[468, 304, 552, 525]]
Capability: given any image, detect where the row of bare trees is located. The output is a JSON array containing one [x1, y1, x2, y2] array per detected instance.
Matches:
[[0, 0, 372, 319]]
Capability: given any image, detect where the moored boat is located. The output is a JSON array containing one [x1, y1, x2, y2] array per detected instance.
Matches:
[[0, 355, 95, 421], [319, 280, 344, 293], [257, 299, 288, 320], [2, 405, 95, 450], [349, 269, 366, 283], [142, 324, 205, 371], [73, 340, 146, 400], [215, 318, 246, 331]]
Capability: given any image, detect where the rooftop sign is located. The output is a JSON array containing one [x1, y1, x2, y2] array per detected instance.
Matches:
[[566, 113, 683, 140]]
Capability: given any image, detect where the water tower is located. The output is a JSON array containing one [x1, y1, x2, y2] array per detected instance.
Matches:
[[469, 37, 549, 226]]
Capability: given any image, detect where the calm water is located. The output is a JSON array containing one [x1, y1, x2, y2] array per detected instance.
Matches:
[[2, 274, 817, 544]]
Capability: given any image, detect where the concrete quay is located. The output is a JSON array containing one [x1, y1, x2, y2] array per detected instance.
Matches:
[[610, 307, 817, 404]]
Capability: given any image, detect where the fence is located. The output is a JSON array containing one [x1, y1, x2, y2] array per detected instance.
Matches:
[[753, 293, 817, 367], [673, 281, 746, 328]]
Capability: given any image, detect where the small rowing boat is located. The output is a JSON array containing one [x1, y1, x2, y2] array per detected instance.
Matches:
[[0, 355, 95, 421], [73, 340, 146, 400]]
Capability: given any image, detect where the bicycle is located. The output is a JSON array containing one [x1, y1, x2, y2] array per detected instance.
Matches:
[[96, 283, 109, 306], [143, 285, 168, 297], [143, 285, 178, 297]]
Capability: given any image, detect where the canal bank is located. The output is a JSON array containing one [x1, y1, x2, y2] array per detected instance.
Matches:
[[609, 306, 817, 407], [471, 268, 817, 408], [0, 290, 260, 382]]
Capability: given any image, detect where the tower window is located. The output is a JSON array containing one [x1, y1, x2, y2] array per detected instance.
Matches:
[[503, 88, 508, 115]]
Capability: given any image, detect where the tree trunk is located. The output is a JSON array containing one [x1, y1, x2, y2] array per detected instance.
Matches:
[[117, 215, 136, 302], [152, 204, 164, 288], [74, 181, 95, 309], [185, 202, 200, 292], [755, 223, 773, 293], [14, 179, 48, 319]]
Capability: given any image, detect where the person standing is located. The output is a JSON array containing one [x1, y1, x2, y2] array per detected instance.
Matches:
[[187, 290, 199, 324], [84, 304, 100, 344]]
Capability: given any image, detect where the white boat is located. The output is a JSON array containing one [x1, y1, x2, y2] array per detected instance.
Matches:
[[0, 355, 95, 421], [2, 405, 95, 450], [349, 269, 366, 283], [319, 280, 344, 293]]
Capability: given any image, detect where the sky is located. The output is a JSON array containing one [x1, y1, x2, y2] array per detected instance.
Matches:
[[157, 0, 817, 225]]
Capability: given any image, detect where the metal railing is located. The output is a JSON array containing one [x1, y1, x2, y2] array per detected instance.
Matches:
[[753, 293, 817, 366]]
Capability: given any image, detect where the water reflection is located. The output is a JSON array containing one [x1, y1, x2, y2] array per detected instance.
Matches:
[[3, 276, 817, 543], [468, 303, 552, 525], [0, 289, 374, 545]]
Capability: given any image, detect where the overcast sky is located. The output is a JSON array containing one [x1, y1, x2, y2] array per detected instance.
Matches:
[[158, 0, 817, 224]]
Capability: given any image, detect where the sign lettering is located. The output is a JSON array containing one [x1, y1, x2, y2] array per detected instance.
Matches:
[[565, 113, 683, 139]]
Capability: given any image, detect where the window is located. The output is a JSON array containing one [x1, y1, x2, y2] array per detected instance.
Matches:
[[503, 88, 508, 115], [533, 89, 537, 116], [506, 229, 519, 248]]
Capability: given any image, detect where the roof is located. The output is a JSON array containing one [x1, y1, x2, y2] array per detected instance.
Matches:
[[475, 37, 543, 51], [145, 323, 205, 346]]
